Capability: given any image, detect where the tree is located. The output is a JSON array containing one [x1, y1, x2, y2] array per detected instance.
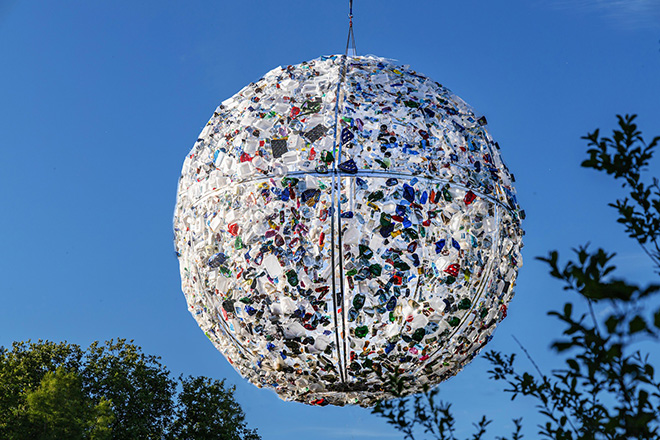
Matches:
[[80, 339, 175, 439], [372, 114, 660, 440], [166, 376, 261, 440], [0, 339, 260, 440], [24, 368, 113, 440]]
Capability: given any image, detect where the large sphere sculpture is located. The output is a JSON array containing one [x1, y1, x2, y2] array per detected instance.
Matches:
[[174, 55, 524, 406]]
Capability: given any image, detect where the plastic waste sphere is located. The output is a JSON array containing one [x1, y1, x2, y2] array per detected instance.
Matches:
[[174, 55, 524, 407]]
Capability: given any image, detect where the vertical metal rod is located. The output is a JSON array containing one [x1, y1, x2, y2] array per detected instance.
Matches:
[[330, 55, 348, 384]]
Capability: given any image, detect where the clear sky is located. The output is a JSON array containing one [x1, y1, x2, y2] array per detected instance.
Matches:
[[1, 1, 659, 438]]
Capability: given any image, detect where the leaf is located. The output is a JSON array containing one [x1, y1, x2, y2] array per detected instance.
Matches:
[[628, 315, 647, 334], [605, 315, 619, 334]]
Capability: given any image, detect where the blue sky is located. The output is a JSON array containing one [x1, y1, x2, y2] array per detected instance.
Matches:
[[1, 1, 659, 438]]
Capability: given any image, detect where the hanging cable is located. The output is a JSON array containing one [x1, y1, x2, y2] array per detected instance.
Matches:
[[345, 0, 357, 56]]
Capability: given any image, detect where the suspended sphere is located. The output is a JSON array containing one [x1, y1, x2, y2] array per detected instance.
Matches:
[[173, 55, 524, 406]]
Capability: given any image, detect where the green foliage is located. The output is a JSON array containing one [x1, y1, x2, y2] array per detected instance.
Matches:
[[487, 245, 660, 439], [25, 368, 113, 440], [81, 339, 176, 440], [0, 339, 260, 440], [582, 114, 660, 268], [372, 115, 660, 440], [0, 340, 85, 437], [372, 382, 522, 440], [166, 376, 260, 440]]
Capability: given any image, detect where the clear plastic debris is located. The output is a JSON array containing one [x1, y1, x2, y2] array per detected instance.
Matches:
[[173, 55, 524, 407]]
